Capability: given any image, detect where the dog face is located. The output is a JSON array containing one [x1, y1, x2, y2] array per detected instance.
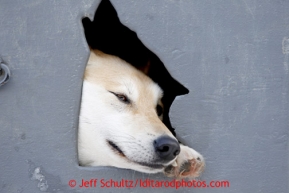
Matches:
[[78, 50, 181, 173]]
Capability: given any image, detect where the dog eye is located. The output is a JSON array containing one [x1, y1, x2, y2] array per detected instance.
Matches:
[[116, 94, 129, 103], [110, 92, 130, 104], [156, 104, 163, 116]]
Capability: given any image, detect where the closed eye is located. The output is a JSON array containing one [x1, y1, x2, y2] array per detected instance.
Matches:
[[109, 91, 130, 104]]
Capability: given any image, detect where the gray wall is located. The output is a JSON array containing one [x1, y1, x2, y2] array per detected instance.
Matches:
[[0, 0, 288, 192]]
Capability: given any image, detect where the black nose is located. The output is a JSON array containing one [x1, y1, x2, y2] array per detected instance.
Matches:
[[154, 136, 180, 161]]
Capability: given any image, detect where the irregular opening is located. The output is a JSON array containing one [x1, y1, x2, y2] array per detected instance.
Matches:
[[82, 0, 189, 136]]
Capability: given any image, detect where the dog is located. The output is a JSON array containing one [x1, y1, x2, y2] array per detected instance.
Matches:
[[78, 49, 205, 178]]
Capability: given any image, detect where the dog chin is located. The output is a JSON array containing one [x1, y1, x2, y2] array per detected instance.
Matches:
[[106, 152, 174, 174], [118, 157, 177, 174], [123, 162, 165, 174]]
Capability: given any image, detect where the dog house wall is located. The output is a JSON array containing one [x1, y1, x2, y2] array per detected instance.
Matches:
[[0, 0, 288, 193]]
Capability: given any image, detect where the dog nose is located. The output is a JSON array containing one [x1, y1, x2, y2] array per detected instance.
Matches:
[[154, 136, 180, 161]]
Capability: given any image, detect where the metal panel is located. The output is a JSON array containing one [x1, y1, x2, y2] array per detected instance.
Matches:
[[0, 0, 288, 192]]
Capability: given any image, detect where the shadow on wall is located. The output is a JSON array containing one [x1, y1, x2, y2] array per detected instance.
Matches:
[[82, 0, 189, 136]]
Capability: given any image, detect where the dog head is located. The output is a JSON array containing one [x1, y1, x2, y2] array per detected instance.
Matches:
[[78, 50, 180, 173]]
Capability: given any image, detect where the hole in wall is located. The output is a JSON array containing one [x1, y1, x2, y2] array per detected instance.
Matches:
[[82, 0, 189, 136], [78, 0, 190, 169]]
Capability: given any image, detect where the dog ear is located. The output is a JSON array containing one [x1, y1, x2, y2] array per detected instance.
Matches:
[[145, 54, 189, 96], [138, 60, 151, 75]]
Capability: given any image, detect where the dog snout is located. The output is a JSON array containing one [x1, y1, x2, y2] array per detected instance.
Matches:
[[154, 136, 180, 161]]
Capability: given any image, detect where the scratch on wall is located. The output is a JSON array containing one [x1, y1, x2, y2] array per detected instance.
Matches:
[[31, 167, 49, 192], [242, 0, 255, 19], [28, 160, 76, 193], [282, 37, 289, 74]]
